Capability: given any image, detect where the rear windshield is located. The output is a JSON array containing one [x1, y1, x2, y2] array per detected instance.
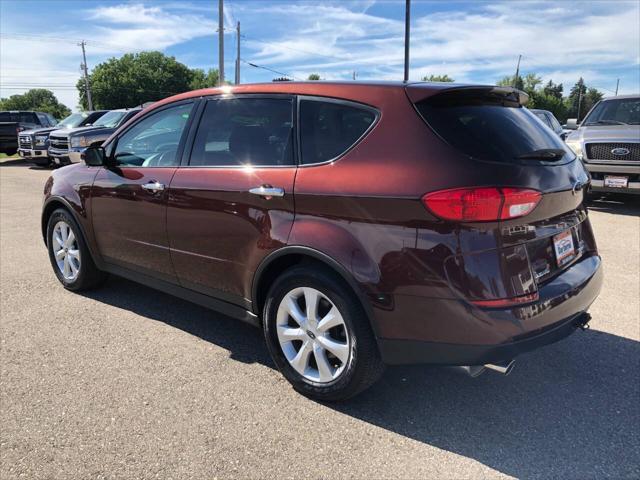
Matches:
[[417, 95, 569, 163]]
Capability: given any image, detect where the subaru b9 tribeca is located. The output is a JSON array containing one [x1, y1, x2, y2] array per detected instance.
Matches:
[[42, 82, 602, 401]]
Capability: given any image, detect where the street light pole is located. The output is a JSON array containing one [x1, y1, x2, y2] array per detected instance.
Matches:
[[218, 0, 224, 86], [235, 21, 240, 85], [403, 0, 410, 82]]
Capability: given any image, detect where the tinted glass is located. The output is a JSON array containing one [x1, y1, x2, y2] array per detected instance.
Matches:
[[300, 100, 376, 164], [36, 113, 48, 125], [0, 112, 37, 123], [532, 111, 551, 127], [190, 97, 294, 166], [583, 98, 640, 125], [83, 111, 107, 126], [113, 103, 192, 167], [46, 114, 57, 126], [0, 112, 10, 122], [417, 100, 569, 163]]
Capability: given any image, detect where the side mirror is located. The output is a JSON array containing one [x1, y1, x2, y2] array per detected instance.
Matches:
[[566, 118, 579, 129], [82, 146, 106, 166]]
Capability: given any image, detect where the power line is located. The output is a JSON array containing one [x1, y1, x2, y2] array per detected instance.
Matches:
[[240, 59, 299, 80]]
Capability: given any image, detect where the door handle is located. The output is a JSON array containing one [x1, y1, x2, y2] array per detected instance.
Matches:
[[249, 186, 285, 198], [141, 181, 165, 193]]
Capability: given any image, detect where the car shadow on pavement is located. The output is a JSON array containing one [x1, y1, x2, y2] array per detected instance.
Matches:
[[588, 193, 640, 217], [82, 277, 640, 479]]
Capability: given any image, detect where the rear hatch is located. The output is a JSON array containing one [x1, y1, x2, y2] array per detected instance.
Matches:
[[407, 85, 597, 305]]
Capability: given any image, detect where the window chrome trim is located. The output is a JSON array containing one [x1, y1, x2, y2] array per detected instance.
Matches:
[[296, 95, 380, 168]]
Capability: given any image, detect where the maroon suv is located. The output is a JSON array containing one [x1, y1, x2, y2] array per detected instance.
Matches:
[[42, 82, 602, 400]]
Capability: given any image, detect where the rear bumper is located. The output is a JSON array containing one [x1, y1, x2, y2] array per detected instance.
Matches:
[[378, 254, 603, 365]]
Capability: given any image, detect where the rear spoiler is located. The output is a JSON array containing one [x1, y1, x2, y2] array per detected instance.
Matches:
[[406, 84, 529, 107]]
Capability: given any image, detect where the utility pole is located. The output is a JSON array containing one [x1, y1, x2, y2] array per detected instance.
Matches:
[[513, 54, 522, 88], [218, 0, 224, 86], [577, 90, 583, 121], [615, 78, 619, 96], [235, 21, 240, 85], [79, 41, 93, 110], [352, 71, 357, 81], [403, 0, 411, 82]]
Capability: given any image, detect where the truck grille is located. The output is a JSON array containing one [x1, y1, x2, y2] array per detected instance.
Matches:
[[585, 143, 640, 161], [49, 136, 69, 151], [18, 136, 32, 148]]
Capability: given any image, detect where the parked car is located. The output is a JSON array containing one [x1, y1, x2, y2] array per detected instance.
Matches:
[[18, 111, 108, 166], [48, 108, 141, 166], [41, 82, 602, 401], [0, 111, 57, 155], [565, 95, 640, 194], [530, 108, 568, 140]]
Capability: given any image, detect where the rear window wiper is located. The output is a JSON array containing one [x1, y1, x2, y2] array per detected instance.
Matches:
[[516, 149, 567, 161]]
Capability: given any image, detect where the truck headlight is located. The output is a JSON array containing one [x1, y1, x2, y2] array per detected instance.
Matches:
[[35, 135, 48, 146], [566, 140, 583, 159], [70, 136, 90, 148]]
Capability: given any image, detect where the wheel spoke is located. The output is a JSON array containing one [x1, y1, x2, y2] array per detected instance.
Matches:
[[55, 249, 66, 260], [61, 224, 68, 243], [285, 296, 306, 328], [317, 336, 349, 364], [289, 340, 312, 375], [313, 343, 334, 382], [304, 288, 320, 325], [63, 256, 71, 278], [67, 249, 80, 261], [317, 306, 343, 332], [53, 232, 64, 248], [65, 230, 75, 248], [277, 326, 306, 342], [69, 258, 79, 276]]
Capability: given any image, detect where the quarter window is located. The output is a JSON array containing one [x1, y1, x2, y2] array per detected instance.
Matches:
[[190, 97, 294, 167], [113, 103, 193, 167], [299, 100, 376, 164]]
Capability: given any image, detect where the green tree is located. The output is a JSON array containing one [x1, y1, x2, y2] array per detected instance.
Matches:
[[0, 89, 70, 119], [189, 68, 220, 90], [543, 80, 563, 100], [77, 51, 195, 109], [307, 73, 321, 80], [497, 74, 524, 91], [565, 78, 587, 120], [422, 74, 455, 82]]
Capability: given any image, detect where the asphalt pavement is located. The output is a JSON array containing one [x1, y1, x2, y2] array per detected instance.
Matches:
[[1, 158, 639, 479]]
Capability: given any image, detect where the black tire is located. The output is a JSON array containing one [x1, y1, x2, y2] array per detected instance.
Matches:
[[263, 266, 385, 401], [46, 208, 107, 291]]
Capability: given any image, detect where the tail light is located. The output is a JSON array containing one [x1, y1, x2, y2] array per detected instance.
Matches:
[[422, 187, 541, 222]]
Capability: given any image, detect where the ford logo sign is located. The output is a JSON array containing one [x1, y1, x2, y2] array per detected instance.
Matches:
[[611, 147, 630, 156]]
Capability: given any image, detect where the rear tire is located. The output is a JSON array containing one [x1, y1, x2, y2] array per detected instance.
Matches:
[[263, 266, 385, 401], [46, 208, 107, 291]]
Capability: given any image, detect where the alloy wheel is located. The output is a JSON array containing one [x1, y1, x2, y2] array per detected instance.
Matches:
[[276, 287, 350, 383], [52, 221, 81, 281]]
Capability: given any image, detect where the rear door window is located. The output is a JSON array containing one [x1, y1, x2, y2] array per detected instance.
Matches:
[[417, 93, 570, 163], [190, 97, 294, 167], [299, 100, 376, 165]]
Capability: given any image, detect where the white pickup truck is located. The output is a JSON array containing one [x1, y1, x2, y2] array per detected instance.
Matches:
[[565, 95, 639, 195]]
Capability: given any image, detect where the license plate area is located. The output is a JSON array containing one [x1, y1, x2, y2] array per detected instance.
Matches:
[[553, 230, 576, 267], [604, 175, 628, 188]]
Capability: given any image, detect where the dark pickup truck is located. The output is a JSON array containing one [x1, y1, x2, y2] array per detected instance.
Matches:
[[18, 111, 107, 166], [0, 111, 58, 155]]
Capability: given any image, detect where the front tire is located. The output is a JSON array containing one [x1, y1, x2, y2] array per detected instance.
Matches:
[[263, 266, 384, 401], [46, 208, 107, 291]]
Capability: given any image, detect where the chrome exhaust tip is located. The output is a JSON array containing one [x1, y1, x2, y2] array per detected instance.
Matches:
[[484, 360, 515, 376]]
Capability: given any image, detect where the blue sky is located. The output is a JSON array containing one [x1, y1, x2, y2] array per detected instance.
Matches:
[[1, 0, 639, 111]]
